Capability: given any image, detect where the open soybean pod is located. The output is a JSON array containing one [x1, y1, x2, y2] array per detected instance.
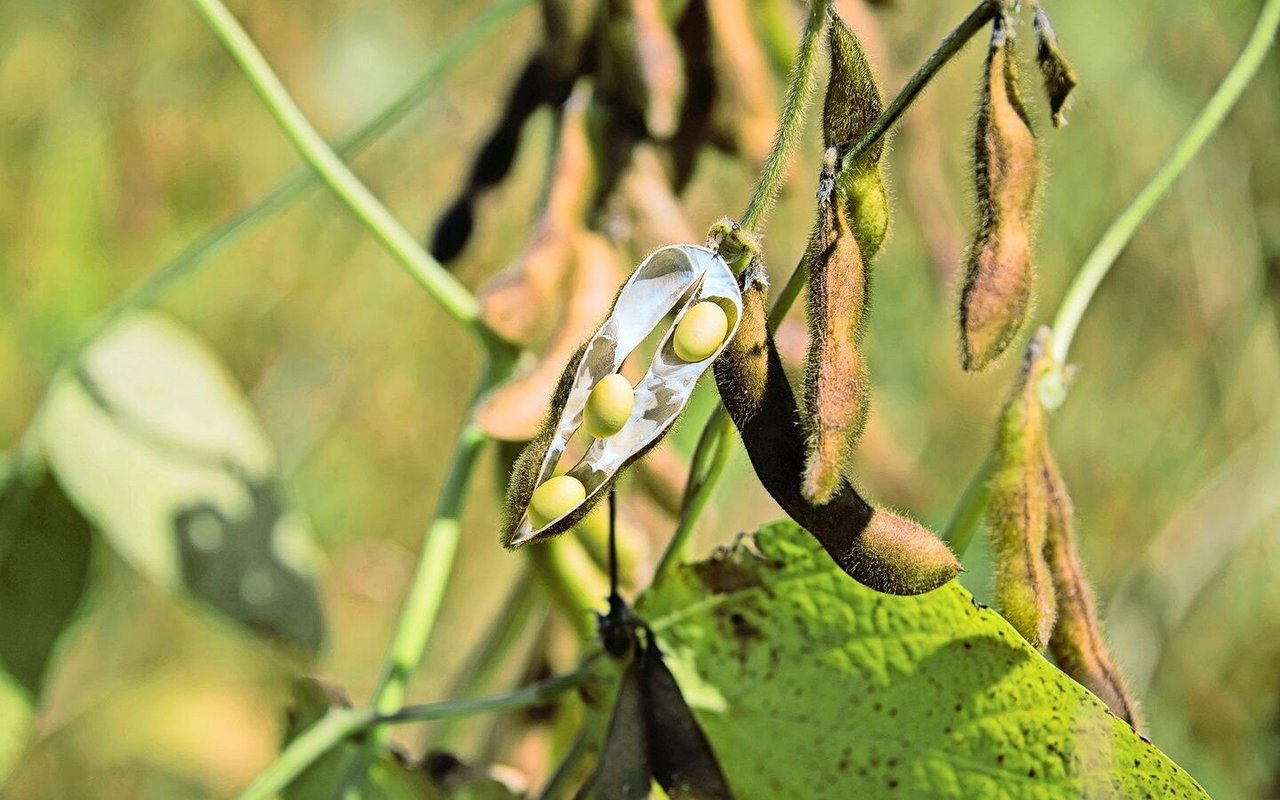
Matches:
[[958, 13, 1040, 372], [503, 245, 742, 547], [715, 270, 960, 595]]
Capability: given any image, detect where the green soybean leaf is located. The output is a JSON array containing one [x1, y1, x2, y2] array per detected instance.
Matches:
[[35, 312, 324, 655], [0, 468, 93, 780], [634, 520, 1208, 799]]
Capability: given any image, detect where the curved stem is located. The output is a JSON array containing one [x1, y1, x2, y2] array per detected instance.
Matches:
[[946, 0, 1280, 555], [186, 0, 507, 352], [654, 408, 734, 584], [738, 0, 831, 234], [1049, 0, 1280, 364], [233, 670, 584, 800]]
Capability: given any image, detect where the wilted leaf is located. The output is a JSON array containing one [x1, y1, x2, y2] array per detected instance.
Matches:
[[631, 520, 1208, 799], [36, 312, 324, 655]]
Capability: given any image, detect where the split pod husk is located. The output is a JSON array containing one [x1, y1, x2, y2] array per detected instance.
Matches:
[[958, 14, 1040, 372], [714, 267, 960, 595], [503, 245, 742, 547]]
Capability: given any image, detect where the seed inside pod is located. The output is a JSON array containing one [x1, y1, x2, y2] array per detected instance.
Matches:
[[673, 301, 729, 362], [529, 474, 587, 529], [585, 373, 635, 438]]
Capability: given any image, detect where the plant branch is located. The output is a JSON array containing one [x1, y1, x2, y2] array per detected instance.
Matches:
[[186, 0, 508, 352], [233, 670, 584, 800], [738, 0, 831, 234], [944, 0, 1280, 554], [1049, 0, 1280, 364], [668, 0, 997, 566]]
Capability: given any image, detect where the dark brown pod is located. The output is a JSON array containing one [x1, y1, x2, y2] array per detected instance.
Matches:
[[801, 193, 870, 504], [985, 334, 1056, 647], [1042, 447, 1143, 730], [1033, 6, 1079, 128], [958, 16, 1040, 372], [714, 268, 960, 595]]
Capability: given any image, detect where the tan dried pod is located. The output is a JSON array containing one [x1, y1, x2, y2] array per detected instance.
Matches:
[[1042, 447, 1143, 730], [714, 266, 960, 595], [609, 143, 698, 264], [986, 333, 1057, 647], [597, 0, 686, 140], [801, 190, 870, 504], [1033, 6, 1079, 128], [479, 84, 597, 346], [477, 232, 624, 441], [503, 246, 743, 546], [959, 16, 1040, 372], [704, 0, 778, 165]]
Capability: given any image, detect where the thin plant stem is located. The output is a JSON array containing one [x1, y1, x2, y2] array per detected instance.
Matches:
[[73, 0, 530, 358], [738, 0, 831, 234], [945, 0, 1280, 554], [668, 0, 997, 565], [1049, 0, 1280, 364], [186, 0, 506, 352], [233, 671, 585, 800]]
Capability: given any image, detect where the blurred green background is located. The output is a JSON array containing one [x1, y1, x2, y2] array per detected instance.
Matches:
[[1, 0, 1278, 797]]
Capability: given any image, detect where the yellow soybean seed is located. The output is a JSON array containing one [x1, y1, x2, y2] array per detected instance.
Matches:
[[673, 302, 729, 362], [584, 373, 634, 438], [529, 475, 586, 528]]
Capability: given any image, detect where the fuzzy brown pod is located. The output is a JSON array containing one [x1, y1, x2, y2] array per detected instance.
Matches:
[[476, 231, 624, 442], [597, 0, 686, 139], [801, 193, 870, 504], [478, 85, 597, 347], [958, 16, 1040, 372], [985, 333, 1057, 648], [1042, 447, 1144, 730], [703, 0, 778, 165], [1033, 6, 1079, 128], [503, 246, 743, 547], [713, 267, 960, 595]]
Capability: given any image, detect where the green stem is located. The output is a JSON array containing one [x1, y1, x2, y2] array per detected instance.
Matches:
[[233, 671, 584, 800], [72, 0, 529, 358], [653, 408, 734, 584], [737, 0, 831, 234], [1049, 0, 1280, 364], [672, 0, 996, 558], [186, 0, 505, 351], [946, 0, 1280, 555]]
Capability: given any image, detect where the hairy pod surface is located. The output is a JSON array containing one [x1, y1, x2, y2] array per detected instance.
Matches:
[[824, 12, 890, 260], [802, 196, 870, 504], [503, 245, 742, 547], [1033, 7, 1079, 128], [1042, 448, 1143, 730], [958, 17, 1040, 372], [986, 338, 1057, 647], [714, 271, 959, 595]]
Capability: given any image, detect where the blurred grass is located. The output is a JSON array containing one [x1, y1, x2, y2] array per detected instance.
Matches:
[[1, 0, 1278, 797]]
